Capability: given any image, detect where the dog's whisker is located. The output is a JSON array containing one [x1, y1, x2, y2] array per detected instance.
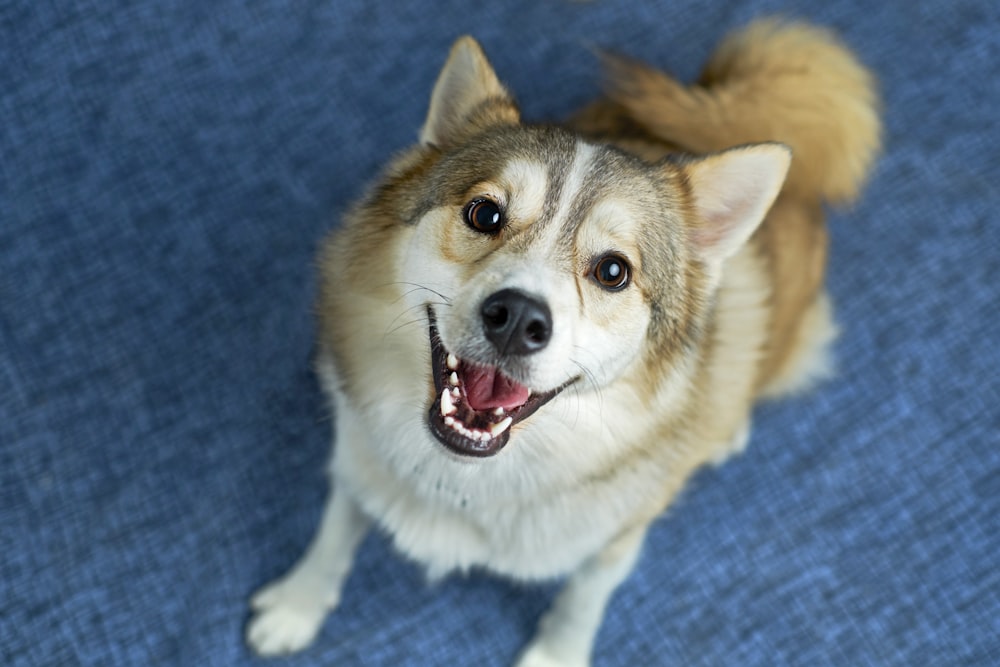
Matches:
[[382, 281, 454, 305], [382, 301, 450, 339], [570, 354, 605, 427], [397, 287, 433, 302], [570, 348, 603, 393], [381, 299, 448, 338], [573, 363, 602, 405], [395, 287, 455, 306], [383, 306, 425, 339], [384, 317, 428, 338]]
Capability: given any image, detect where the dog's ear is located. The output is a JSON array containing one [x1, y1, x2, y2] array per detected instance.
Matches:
[[678, 143, 791, 267], [420, 37, 519, 147]]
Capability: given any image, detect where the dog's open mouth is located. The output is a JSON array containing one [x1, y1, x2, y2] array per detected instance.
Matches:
[[426, 308, 572, 457]]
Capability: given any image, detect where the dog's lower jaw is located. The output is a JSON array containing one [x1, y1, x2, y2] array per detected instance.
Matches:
[[251, 352, 668, 665], [425, 306, 573, 458]]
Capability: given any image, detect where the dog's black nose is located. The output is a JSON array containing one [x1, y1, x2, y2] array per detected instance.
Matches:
[[481, 289, 552, 356]]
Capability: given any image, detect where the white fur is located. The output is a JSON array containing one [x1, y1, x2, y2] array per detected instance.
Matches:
[[241, 20, 864, 662], [702, 243, 772, 463], [246, 141, 703, 662], [502, 158, 550, 225], [547, 143, 597, 238], [246, 402, 370, 654], [247, 142, 784, 665], [759, 291, 838, 399]]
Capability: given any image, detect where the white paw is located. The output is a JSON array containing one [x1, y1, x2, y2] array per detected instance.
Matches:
[[246, 575, 335, 656], [514, 642, 588, 667]]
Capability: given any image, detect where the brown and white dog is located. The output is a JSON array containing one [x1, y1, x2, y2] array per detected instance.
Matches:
[[247, 20, 880, 666]]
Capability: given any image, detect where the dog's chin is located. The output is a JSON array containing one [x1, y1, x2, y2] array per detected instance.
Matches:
[[425, 307, 574, 458]]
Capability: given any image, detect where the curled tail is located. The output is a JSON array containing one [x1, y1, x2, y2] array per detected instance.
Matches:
[[605, 19, 882, 205]]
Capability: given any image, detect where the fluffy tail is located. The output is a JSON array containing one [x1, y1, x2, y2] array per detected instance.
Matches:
[[605, 19, 882, 205]]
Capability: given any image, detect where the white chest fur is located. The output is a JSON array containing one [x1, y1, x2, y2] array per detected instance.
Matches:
[[321, 354, 667, 582]]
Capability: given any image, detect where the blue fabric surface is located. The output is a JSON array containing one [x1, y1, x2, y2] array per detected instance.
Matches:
[[2, 1, 998, 665]]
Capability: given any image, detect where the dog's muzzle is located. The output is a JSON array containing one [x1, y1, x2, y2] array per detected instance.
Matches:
[[424, 305, 573, 458]]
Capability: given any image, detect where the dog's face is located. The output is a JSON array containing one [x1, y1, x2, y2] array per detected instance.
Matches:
[[384, 38, 789, 458], [401, 128, 675, 457]]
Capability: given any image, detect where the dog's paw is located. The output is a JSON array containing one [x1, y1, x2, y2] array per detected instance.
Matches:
[[246, 575, 335, 656], [514, 643, 588, 667]]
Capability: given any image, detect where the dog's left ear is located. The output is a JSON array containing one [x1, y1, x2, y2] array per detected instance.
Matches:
[[420, 37, 520, 147], [678, 143, 791, 267]]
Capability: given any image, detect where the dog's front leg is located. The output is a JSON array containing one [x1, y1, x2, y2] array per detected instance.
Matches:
[[246, 481, 370, 656], [515, 524, 648, 667]]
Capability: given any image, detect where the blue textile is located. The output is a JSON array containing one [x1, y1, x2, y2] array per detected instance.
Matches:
[[2, 1, 998, 665]]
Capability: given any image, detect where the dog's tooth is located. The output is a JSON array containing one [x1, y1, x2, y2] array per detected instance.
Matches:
[[449, 372, 459, 386], [489, 417, 513, 437], [440, 388, 456, 416], [451, 387, 460, 398], [492, 407, 505, 416], [446, 353, 459, 371], [444, 416, 455, 426]]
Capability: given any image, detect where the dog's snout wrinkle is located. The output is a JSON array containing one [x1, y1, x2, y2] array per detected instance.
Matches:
[[481, 289, 552, 356]]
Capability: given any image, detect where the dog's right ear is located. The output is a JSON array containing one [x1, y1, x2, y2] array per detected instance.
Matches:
[[420, 37, 520, 148]]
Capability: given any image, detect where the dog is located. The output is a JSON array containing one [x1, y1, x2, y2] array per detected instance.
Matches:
[[246, 19, 880, 666]]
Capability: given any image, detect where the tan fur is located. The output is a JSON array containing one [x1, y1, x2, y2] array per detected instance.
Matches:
[[248, 20, 881, 665], [421, 37, 520, 147], [602, 19, 882, 204], [577, 19, 880, 403]]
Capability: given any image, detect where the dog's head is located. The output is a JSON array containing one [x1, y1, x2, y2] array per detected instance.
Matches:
[[386, 38, 789, 458]]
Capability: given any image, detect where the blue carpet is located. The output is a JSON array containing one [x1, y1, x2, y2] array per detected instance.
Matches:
[[2, 1, 998, 665]]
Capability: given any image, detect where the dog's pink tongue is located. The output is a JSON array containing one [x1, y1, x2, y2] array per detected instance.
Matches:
[[463, 365, 530, 411]]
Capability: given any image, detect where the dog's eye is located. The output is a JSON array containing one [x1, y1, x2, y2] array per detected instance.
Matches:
[[465, 199, 504, 234], [591, 253, 630, 291]]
